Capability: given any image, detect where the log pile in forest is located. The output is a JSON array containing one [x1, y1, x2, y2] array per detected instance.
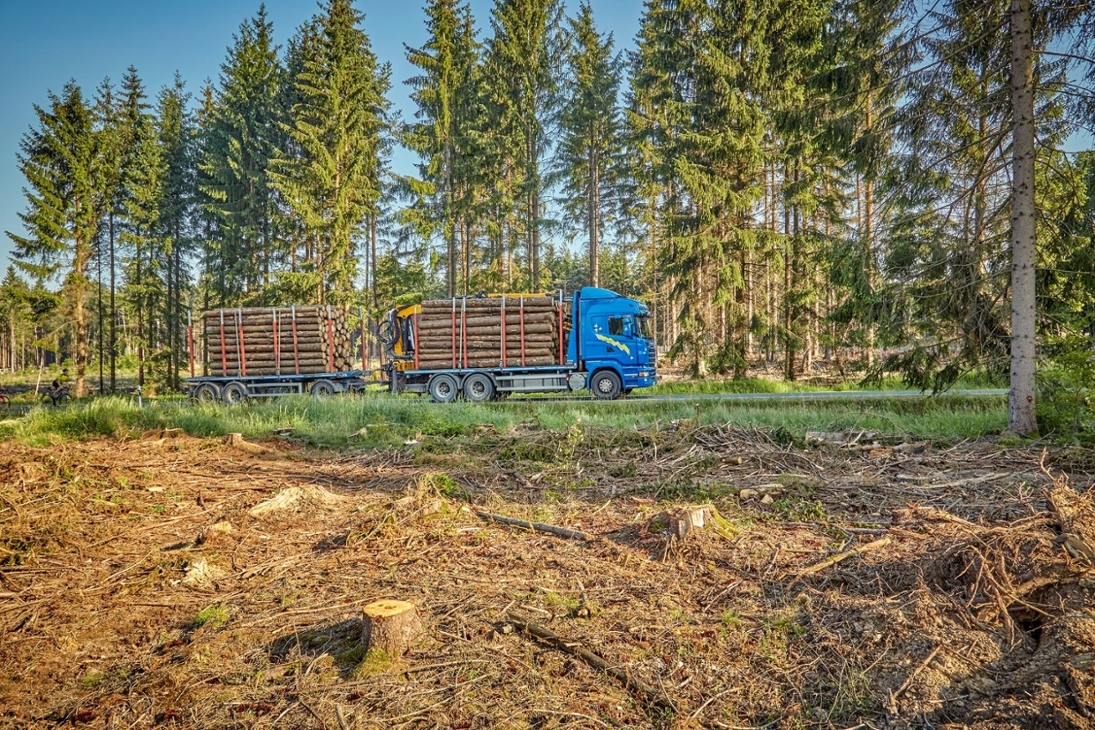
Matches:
[[203, 306, 356, 376], [414, 295, 569, 370]]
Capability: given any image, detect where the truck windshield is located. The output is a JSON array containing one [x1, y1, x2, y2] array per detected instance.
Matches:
[[635, 314, 653, 340]]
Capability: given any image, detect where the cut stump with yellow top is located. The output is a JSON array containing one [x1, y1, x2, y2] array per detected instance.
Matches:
[[361, 600, 422, 657]]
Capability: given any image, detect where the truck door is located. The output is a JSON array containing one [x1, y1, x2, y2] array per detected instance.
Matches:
[[590, 314, 638, 367]]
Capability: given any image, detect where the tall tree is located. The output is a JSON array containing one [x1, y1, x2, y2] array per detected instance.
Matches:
[[111, 66, 150, 390], [403, 0, 480, 297], [485, 0, 565, 289], [199, 6, 286, 303], [155, 75, 196, 390], [555, 2, 624, 288], [6, 82, 99, 396], [1008, 0, 1037, 433], [272, 0, 390, 305]]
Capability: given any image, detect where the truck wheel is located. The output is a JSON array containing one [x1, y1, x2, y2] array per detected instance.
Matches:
[[310, 379, 341, 398], [194, 383, 220, 404], [427, 374, 459, 403], [590, 370, 622, 400], [222, 381, 248, 405], [463, 373, 495, 403]]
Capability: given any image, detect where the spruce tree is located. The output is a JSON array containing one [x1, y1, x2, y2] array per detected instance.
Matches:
[[555, 2, 623, 289], [199, 6, 287, 302], [484, 0, 566, 289], [272, 0, 390, 305], [6, 82, 99, 396], [404, 0, 480, 297]]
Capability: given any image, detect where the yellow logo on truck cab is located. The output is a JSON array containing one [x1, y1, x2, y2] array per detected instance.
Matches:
[[595, 333, 630, 356]]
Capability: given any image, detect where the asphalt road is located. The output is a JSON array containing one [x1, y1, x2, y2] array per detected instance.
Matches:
[[625, 388, 1008, 403]]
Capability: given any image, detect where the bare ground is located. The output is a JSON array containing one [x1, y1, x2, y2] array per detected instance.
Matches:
[[2, 424, 1095, 729]]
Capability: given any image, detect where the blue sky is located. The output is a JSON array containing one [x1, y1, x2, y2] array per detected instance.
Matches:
[[0, 0, 643, 266]]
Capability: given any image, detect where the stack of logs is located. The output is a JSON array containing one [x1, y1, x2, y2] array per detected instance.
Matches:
[[203, 306, 355, 376], [415, 295, 568, 370]]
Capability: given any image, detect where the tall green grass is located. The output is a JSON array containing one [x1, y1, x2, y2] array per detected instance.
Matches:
[[0, 391, 1007, 448]]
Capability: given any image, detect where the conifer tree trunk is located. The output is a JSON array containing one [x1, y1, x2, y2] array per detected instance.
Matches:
[[109, 211, 116, 393], [1008, 0, 1037, 434]]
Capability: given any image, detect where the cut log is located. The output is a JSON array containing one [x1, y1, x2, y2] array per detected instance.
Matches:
[[361, 600, 422, 657]]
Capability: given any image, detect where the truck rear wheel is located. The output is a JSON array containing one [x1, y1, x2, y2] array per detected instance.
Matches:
[[310, 379, 341, 398], [222, 381, 248, 405], [590, 370, 622, 400], [427, 374, 459, 403], [463, 373, 495, 403], [194, 383, 220, 404]]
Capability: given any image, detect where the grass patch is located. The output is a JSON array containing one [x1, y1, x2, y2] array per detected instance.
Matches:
[[0, 390, 1007, 448]]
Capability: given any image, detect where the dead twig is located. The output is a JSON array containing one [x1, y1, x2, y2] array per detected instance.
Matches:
[[794, 537, 892, 579], [887, 645, 941, 713], [476, 510, 591, 541], [505, 611, 674, 711]]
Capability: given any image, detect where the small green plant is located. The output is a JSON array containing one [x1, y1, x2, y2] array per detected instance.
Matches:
[[417, 472, 465, 499], [190, 603, 229, 630], [79, 670, 106, 689], [720, 610, 744, 628]]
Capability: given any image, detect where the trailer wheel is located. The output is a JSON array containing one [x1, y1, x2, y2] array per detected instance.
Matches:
[[309, 379, 341, 398], [427, 374, 459, 403], [463, 373, 495, 403], [222, 381, 248, 405], [194, 383, 220, 404], [590, 370, 622, 400]]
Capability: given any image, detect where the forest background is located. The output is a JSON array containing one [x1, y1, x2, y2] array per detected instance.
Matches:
[[2, 0, 1095, 436]]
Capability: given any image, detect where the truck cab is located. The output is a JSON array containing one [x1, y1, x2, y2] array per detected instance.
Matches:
[[568, 287, 657, 398]]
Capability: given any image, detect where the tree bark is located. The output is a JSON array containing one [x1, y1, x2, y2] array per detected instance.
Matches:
[[1008, 0, 1037, 435], [361, 600, 422, 657]]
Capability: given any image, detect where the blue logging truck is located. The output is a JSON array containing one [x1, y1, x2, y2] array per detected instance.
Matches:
[[185, 287, 656, 403], [379, 287, 657, 401]]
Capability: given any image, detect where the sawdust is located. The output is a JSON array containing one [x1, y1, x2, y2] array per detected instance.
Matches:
[[1, 429, 1094, 729]]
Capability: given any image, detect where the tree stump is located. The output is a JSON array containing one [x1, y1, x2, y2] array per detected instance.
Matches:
[[361, 600, 422, 657]]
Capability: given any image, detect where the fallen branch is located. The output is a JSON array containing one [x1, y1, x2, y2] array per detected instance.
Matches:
[[794, 537, 892, 578], [505, 611, 674, 711], [476, 510, 591, 541], [887, 645, 941, 713]]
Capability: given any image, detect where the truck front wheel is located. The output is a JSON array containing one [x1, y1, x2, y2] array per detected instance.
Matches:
[[590, 370, 622, 400], [427, 374, 459, 403]]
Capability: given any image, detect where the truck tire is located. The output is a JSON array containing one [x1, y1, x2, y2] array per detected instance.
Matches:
[[194, 383, 220, 404], [310, 379, 341, 398], [222, 381, 248, 405], [590, 370, 622, 400], [463, 373, 495, 403], [427, 374, 459, 403]]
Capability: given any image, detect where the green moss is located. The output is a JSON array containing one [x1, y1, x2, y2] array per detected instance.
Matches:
[[350, 647, 393, 678], [190, 603, 229, 630]]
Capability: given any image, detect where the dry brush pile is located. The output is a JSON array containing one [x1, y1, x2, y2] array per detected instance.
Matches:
[[0, 426, 1094, 729]]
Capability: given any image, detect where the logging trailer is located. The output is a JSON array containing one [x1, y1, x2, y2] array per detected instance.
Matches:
[[184, 287, 657, 404], [184, 305, 370, 403]]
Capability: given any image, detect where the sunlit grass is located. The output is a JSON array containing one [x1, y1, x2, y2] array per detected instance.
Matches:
[[0, 389, 1007, 448]]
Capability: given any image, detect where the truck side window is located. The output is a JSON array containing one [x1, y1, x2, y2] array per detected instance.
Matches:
[[608, 316, 625, 336]]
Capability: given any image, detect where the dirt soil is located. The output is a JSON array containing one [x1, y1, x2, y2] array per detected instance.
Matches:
[[2, 425, 1095, 729]]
